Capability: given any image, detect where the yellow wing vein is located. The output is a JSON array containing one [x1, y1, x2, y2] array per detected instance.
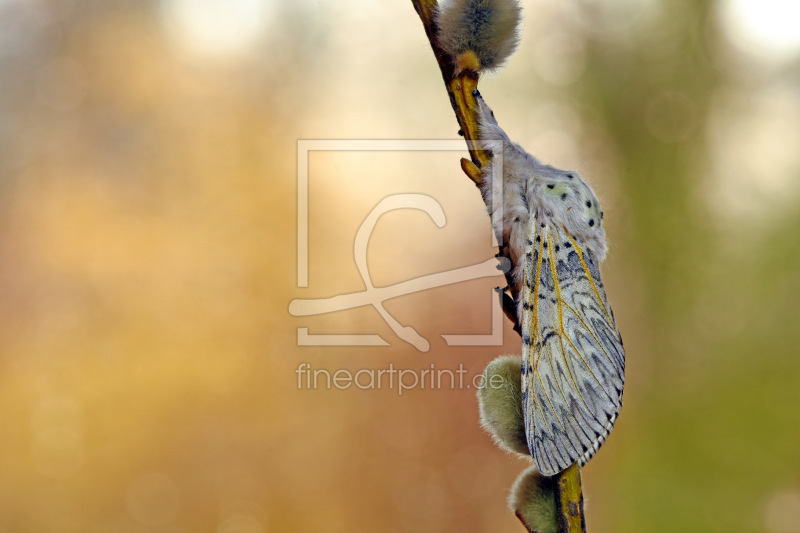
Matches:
[[523, 223, 546, 421], [543, 340, 576, 433], [523, 362, 546, 425], [528, 225, 567, 435], [546, 228, 595, 416], [560, 298, 618, 377], [564, 233, 612, 322], [559, 321, 615, 403], [546, 343, 584, 458], [530, 380, 546, 421], [554, 226, 617, 402], [535, 359, 567, 434], [560, 299, 614, 362]]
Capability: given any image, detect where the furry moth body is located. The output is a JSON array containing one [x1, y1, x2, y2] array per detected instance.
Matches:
[[475, 94, 625, 476]]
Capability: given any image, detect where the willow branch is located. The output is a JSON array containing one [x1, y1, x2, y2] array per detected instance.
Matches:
[[411, 0, 519, 331], [411, 0, 492, 180], [555, 463, 586, 532], [410, 1, 587, 532]]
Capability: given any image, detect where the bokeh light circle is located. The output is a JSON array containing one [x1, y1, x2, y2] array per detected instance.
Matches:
[[160, 0, 272, 59]]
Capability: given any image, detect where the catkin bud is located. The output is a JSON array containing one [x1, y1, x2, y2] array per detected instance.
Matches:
[[436, 0, 522, 73], [478, 354, 529, 455], [509, 466, 558, 533]]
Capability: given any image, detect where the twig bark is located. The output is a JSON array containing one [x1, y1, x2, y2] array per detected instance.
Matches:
[[555, 463, 585, 532], [411, 0, 521, 331], [410, 0, 492, 177], [409, 1, 587, 532]]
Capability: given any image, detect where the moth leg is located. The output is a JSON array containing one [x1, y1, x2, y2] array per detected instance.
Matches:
[[496, 287, 521, 334], [460, 157, 482, 186]]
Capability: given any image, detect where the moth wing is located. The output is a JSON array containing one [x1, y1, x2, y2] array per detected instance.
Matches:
[[521, 224, 625, 476]]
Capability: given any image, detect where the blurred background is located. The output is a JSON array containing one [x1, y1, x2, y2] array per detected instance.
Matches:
[[1, 0, 799, 531]]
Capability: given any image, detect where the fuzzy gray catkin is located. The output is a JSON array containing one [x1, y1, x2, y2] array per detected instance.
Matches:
[[435, 0, 521, 72], [478, 355, 529, 455], [509, 466, 558, 533]]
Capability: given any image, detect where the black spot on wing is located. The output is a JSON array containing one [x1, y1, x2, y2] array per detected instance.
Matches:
[[539, 331, 557, 348], [567, 251, 584, 276], [525, 248, 540, 288], [557, 250, 589, 283], [556, 259, 571, 283]]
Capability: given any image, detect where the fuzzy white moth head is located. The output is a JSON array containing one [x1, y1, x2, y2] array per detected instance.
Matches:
[[473, 93, 607, 288]]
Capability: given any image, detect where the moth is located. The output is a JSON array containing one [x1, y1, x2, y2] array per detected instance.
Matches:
[[475, 93, 625, 476]]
